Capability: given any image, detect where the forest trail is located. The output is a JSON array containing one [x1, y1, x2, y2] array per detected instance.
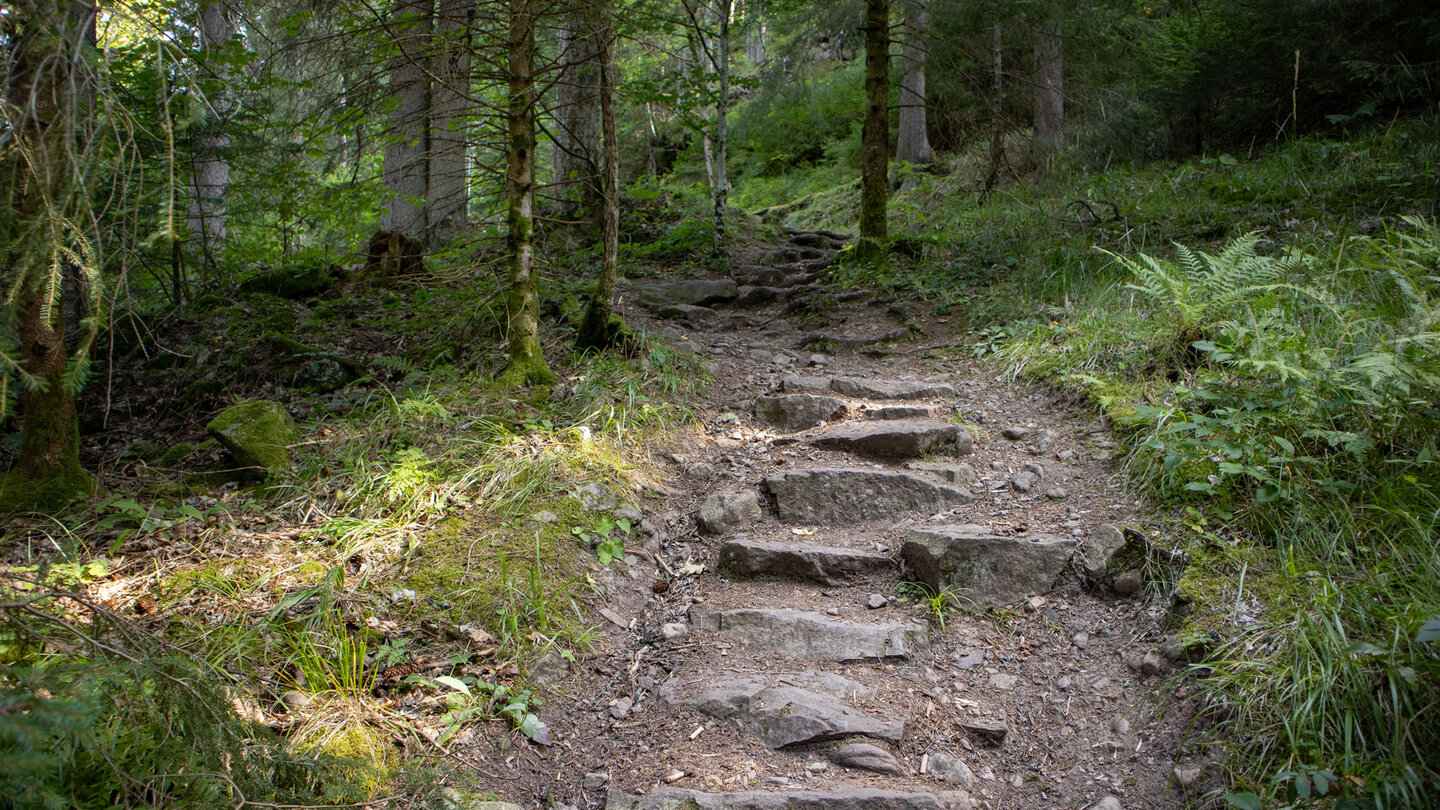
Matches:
[[518, 236, 1206, 810]]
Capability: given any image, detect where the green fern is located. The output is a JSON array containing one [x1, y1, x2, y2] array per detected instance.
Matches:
[[1101, 233, 1318, 345]]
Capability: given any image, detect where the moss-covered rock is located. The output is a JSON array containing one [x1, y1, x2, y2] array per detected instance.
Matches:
[[237, 264, 344, 300], [156, 442, 196, 468], [206, 400, 297, 475], [255, 333, 364, 393]]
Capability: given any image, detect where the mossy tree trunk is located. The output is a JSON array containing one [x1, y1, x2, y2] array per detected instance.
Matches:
[[498, 0, 555, 387], [576, 0, 633, 354], [1, 0, 98, 511], [426, 0, 474, 248], [855, 0, 890, 269], [711, 0, 731, 259]]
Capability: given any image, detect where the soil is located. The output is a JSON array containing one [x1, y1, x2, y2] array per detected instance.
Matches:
[[449, 239, 1210, 810]]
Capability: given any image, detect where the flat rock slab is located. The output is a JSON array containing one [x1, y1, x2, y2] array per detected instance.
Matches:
[[809, 420, 961, 459], [765, 468, 974, 525], [719, 538, 894, 585], [865, 405, 941, 420], [690, 608, 928, 661], [658, 673, 900, 748], [639, 279, 739, 308], [609, 788, 951, 810], [902, 526, 1077, 608], [655, 303, 718, 323], [779, 376, 957, 401], [830, 377, 957, 400], [754, 394, 848, 432]]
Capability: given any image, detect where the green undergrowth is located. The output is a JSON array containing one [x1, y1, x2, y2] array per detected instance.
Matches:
[[997, 220, 1440, 806], [750, 116, 1440, 806], [3, 257, 711, 804]]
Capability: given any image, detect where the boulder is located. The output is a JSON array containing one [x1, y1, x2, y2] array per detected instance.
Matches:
[[658, 674, 901, 748], [830, 743, 904, 775], [690, 608, 928, 661], [206, 400, 297, 475], [639, 279, 739, 308], [810, 420, 961, 459], [719, 538, 893, 585]]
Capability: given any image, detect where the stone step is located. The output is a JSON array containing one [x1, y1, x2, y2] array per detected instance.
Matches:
[[754, 394, 849, 432], [719, 538, 894, 585], [638, 279, 739, 308], [609, 788, 963, 810], [690, 608, 928, 661], [901, 526, 1078, 608], [764, 468, 974, 525], [863, 405, 942, 420], [657, 671, 899, 748], [780, 376, 957, 401], [809, 419, 961, 460]]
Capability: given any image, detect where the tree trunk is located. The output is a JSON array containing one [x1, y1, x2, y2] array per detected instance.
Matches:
[[550, 1, 601, 221], [1, 0, 98, 510], [498, 0, 554, 387], [894, 0, 930, 166], [577, 0, 631, 353], [712, 0, 731, 258], [426, 0, 472, 247], [856, 0, 890, 268], [381, 0, 431, 237], [188, 0, 232, 271], [983, 22, 1004, 193], [745, 0, 766, 65], [1032, 15, 1064, 159]]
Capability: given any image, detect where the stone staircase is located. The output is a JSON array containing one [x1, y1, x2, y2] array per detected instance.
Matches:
[[608, 374, 1107, 810]]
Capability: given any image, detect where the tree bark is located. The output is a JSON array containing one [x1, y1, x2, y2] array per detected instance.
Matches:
[[744, 0, 766, 65], [381, 0, 431, 237], [1032, 14, 1064, 159], [712, 0, 731, 258], [188, 0, 232, 270], [983, 22, 1004, 193], [856, 0, 890, 268], [577, 0, 631, 353], [426, 0, 472, 247], [499, 0, 554, 387], [894, 0, 930, 166], [1, 0, 98, 510], [550, 1, 601, 221]]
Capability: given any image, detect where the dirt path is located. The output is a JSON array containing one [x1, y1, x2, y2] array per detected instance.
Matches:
[[498, 237, 1201, 810]]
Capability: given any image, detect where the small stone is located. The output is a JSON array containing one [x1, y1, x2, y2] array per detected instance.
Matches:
[[1011, 471, 1037, 493], [583, 772, 610, 789], [830, 742, 904, 775], [988, 673, 1016, 690], [280, 690, 313, 710], [1113, 569, 1143, 596], [662, 622, 689, 640], [928, 753, 974, 788], [1110, 717, 1131, 735], [609, 697, 633, 719], [574, 482, 616, 511], [955, 431, 976, 456], [1033, 430, 1056, 453], [958, 717, 1008, 745], [953, 649, 983, 669], [1072, 632, 1090, 649], [531, 510, 558, 524], [1090, 797, 1123, 810], [867, 593, 888, 610], [826, 607, 840, 616], [806, 761, 829, 772], [1056, 449, 1075, 461], [697, 489, 763, 535], [1044, 488, 1067, 500], [1141, 651, 1165, 676], [1056, 676, 1071, 690], [1172, 765, 1203, 789], [809, 354, 828, 366], [1023, 462, 1044, 478], [528, 650, 571, 686], [938, 791, 975, 810], [617, 503, 644, 523], [1001, 427, 1029, 441]]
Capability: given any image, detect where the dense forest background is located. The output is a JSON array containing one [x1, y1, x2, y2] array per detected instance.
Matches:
[[1, 0, 1438, 808]]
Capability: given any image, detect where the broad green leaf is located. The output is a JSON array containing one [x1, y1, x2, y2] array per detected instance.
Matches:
[[434, 675, 470, 695], [1224, 793, 1262, 810]]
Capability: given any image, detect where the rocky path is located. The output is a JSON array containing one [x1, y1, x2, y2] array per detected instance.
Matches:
[[521, 234, 1203, 810]]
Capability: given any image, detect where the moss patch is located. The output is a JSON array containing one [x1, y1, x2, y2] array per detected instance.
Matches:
[[206, 400, 298, 475]]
